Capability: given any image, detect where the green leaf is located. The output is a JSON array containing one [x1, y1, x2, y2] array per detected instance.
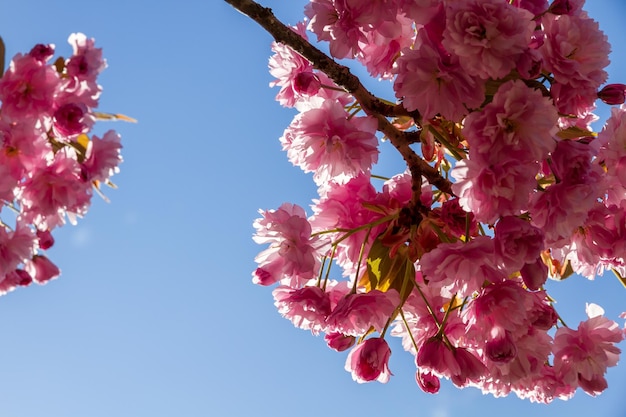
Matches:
[[360, 236, 416, 303], [557, 126, 596, 140]]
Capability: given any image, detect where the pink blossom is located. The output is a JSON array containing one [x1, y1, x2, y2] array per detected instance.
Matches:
[[252, 203, 326, 287], [0, 220, 36, 277], [398, 0, 441, 25], [540, 14, 609, 90], [463, 80, 558, 165], [326, 289, 399, 336], [345, 337, 393, 383], [357, 15, 415, 79], [419, 236, 502, 298], [494, 216, 545, 274], [597, 106, 626, 204], [52, 102, 92, 137], [305, 0, 367, 59], [310, 175, 384, 275], [273, 285, 331, 334], [466, 280, 532, 334], [19, 151, 92, 230], [442, 0, 535, 79], [417, 337, 460, 378], [81, 130, 123, 182], [280, 100, 378, 186], [393, 30, 485, 121], [0, 53, 60, 121], [553, 304, 624, 396], [451, 347, 487, 387], [66, 33, 106, 82], [452, 157, 538, 224], [36, 229, 55, 250]]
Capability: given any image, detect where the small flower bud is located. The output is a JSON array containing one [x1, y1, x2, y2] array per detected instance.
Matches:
[[598, 84, 626, 105], [293, 72, 321, 96]]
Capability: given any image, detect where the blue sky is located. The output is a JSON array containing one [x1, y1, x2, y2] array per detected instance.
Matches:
[[1, 1, 625, 416]]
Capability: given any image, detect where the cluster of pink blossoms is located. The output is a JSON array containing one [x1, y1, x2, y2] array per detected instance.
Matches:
[[246, 0, 626, 403], [0, 34, 123, 294]]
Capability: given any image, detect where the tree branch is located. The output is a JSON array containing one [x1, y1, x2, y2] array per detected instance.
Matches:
[[224, 0, 454, 197]]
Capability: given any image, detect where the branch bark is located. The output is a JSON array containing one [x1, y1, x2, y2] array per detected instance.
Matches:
[[224, 0, 454, 197]]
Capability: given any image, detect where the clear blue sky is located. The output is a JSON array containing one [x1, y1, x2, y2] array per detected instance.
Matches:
[[1, 1, 625, 416]]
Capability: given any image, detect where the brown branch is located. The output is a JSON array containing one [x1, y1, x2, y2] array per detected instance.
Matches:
[[224, 0, 454, 197]]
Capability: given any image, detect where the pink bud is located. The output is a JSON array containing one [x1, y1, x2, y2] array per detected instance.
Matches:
[[29, 44, 55, 62], [345, 337, 392, 383], [520, 257, 548, 290], [293, 72, 321, 96], [27, 255, 60, 284], [416, 371, 440, 394], [325, 332, 355, 352], [597, 84, 626, 105], [549, 0, 573, 15], [36, 229, 55, 250]]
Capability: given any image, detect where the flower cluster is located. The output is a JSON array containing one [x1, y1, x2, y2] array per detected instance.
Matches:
[[0, 34, 125, 294], [240, 0, 626, 403]]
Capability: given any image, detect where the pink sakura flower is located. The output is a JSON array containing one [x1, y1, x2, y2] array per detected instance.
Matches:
[[465, 280, 533, 334], [310, 175, 385, 275], [0, 120, 51, 176], [420, 237, 503, 298], [394, 30, 485, 121], [345, 337, 393, 383], [280, 100, 379, 186], [442, 0, 535, 80], [419, 236, 502, 298], [540, 14, 609, 91], [28, 44, 55, 62], [452, 157, 538, 225], [66, 33, 106, 83], [494, 216, 545, 274], [19, 151, 92, 230], [81, 130, 123, 182], [0, 52, 60, 122], [252, 203, 326, 287], [326, 289, 399, 337], [0, 220, 36, 277], [463, 80, 558, 165], [553, 303, 624, 396], [273, 285, 331, 335], [305, 0, 366, 59], [36, 229, 55, 250], [25, 255, 60, 284], [268, 22, 351, 108], [52, 102, 93, 138], [357, 14, 415, 80], [597, 106, 626, 204], [549, 0, 586, 15]]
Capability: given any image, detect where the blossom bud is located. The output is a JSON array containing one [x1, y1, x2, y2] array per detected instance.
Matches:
[[451, 347, 487, 387], [325, 332, 356, 352], [416, 371, 440, 394], [26, 255, 60, 284], [520, 257, 548, 290], [36, 229, 55, 250], [293, 72, 321, 96], [549, 0, 573, 15], [345, 338, 392, 383], [597, 84, 626, 105], [29, 44, 55, 62]]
